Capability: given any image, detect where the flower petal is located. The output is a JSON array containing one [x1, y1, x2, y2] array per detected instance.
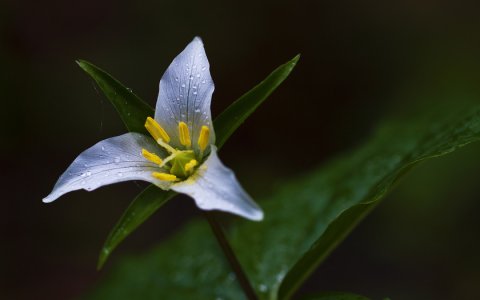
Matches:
[[171, 146, 263, 221], [154, 37, 216, 153], [43, 133, 169, 203]]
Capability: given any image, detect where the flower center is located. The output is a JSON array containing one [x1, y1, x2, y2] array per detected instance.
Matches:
[[142, 117, 210, 181]]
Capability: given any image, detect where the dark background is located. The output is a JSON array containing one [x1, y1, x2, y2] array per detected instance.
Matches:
[[2, 1, 480, 299]]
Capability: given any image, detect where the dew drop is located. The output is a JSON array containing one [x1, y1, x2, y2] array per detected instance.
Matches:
[[258, 284, 267, 292], [201, 80, 206, 84], [175, 77, 179, 81], [101, 146, 106, 151], [193, 91, 197, 95], [201, 66, 206, 71], [114, 157, 121, 163], [86, 171, 91, 176], [117, 172, 123, 177], [196, 73, 201, 78], [181, 83, 186, 88], [195, 109, 201, 113], [189, 75, 194, 80]]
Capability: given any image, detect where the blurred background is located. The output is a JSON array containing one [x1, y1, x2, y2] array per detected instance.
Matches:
[[2, 0, 480, 299]]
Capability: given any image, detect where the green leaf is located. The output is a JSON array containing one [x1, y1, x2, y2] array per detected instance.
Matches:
[[88, 55, 300, 268], [76, 60, 154, 134], [97, 187, 175, 269], [300, 292, 370, 300], [88, 104, 480, 299], [89, 221, 246, 300], [214, 54, 300, 148]]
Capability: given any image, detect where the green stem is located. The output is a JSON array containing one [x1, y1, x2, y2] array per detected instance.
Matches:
[[204, 211, 258, 300]]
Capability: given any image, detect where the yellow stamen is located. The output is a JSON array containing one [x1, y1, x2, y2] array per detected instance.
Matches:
[[156, 138, 177, 154], [197, 125, 210, 152], [145, 117, 170, 143], [151, 172, 177, 181], [178, 122, 191, 147], [184, 159, 198, 172], [141, 149, 162, 165]]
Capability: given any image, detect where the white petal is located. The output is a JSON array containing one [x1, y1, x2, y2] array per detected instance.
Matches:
[[43, 133, 168, 203], [171, 146, 263, 221], [154, 37, 216, 152]]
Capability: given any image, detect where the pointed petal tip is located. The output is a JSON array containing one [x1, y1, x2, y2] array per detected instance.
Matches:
[[42, 195, 55, 203], [192, 36, 204, 44], [249, 210, 264, 222]]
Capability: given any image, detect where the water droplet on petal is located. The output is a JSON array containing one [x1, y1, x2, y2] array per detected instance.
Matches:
[[114, 157, 121, 163], [181, 83, 186, 88]]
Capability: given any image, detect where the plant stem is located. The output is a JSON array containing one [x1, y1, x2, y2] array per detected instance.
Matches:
[[204, 211, 258, 300]]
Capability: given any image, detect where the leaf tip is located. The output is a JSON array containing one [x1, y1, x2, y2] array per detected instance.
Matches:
[[97, 248, 110, 271], [292, 54, 301, 64]]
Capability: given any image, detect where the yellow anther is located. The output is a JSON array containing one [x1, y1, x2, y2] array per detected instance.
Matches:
[[141, 149, 162, 165], [184, 159, 198, 172], [145, 117, 170, 143], [151, 172, 177, 181], [178, 122, 191, 147], [197, 125, 210, 152]]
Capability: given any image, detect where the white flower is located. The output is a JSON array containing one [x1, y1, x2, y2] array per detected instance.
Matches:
[[43, 37, 263, 221]]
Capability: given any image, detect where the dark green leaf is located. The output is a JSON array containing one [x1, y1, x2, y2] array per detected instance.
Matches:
[[300, 291, 370, 300], [89, 222, 245, 300], [76, 60, 154, 135], [97, 187, 175, 269], [89, 56, 300, 268], [89, 104, 480, 299]]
